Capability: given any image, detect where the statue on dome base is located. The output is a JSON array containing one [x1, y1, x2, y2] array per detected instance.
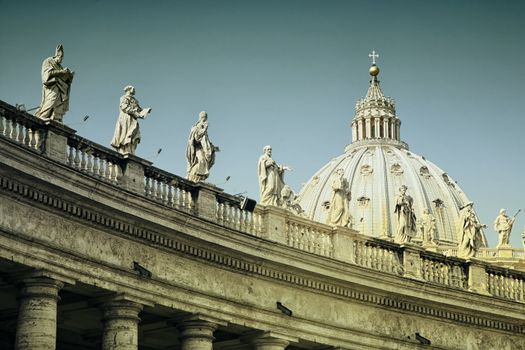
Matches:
[[457, 202, 486, 259], [111, 85, 152, 155], [493, 208, 518, 248], [257, 145, 291, 206], [325, 169, 353, 228], [186, 111, 218, 183], [419, 208, 437, 246], [393, 185, 417, 244], [35, 45, 74, 122]]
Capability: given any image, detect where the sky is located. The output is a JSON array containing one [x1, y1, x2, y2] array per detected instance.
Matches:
[[1, 0, 524, 247]]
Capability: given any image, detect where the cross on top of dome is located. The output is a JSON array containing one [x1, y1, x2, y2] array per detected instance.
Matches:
[[368, 50, 379, 65]]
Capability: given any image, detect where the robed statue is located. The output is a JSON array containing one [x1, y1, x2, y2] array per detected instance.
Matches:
[[394, 185, 417, 244], [493, 208, 517, 247], [111, 85, 152, 155], [326, 168, 352, 228], [35, 45, 74, 122], [457, 202, 486, 259], [258, 145, 290, 206], [186, 111, 217, 182]]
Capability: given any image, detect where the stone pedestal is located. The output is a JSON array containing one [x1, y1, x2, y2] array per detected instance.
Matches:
[[260, 206, 287, 245], [468, 259, 490, 295], [401, 244, 424, 281], [195, 183, 223, 221], [178, 315, 226, 350], [43, 120, 76, 163], [101, 300, 143, 350], [332, 227, 357, 264], [496, 246, 514, 258], [14, 276, 64, 350], [121, 155, 151, 195]]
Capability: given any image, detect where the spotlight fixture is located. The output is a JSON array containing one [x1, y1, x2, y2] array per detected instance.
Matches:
[[133, 261, 152, 278], [276, 302, 292, 316]]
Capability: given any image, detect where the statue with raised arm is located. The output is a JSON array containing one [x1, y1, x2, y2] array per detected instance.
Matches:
[[420, 208, 437, 244], [394, 185, 417, 244], [35, 45, 74, 122], [258, 145, 290, 206], [493, 209, 516, 247], [326, 168, 353, 228], [186, 111, 217, 183], [457, 202, 486, 259], [111, 85, 152, 155]]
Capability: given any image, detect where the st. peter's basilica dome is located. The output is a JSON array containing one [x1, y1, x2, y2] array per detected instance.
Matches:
[[297, 62, 487, 246]]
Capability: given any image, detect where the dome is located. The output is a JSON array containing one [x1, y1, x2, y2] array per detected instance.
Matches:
[[297, 61, 486, 246]]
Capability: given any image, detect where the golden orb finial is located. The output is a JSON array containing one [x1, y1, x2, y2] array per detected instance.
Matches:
[[369, 64, 380, 76]]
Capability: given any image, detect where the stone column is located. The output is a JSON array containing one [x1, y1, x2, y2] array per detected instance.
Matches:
[[243, 331, 297, 350], [178, 315, 226, 350], [357, 120, 363, 141], [101, 299, 143, 350], [14, 276, 64, 350], [383, 118, 389, 138], [374, 118, 380, 138], [365, 119, 371, 139], [351, 122, 357, 142]]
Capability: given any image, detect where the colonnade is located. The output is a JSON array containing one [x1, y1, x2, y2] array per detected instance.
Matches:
[[351, 117, 401, 142], [11, 273, 293, 350]]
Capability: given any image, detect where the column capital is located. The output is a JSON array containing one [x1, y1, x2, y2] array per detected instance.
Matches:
[[242, 331, 298, 348]]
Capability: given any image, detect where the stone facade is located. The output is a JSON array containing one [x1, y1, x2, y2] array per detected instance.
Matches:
[[0, 100, 525, 349]]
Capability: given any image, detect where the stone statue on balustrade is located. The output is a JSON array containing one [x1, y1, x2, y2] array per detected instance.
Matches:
[[325, 168, 353, 228], [281, 185, 305, 216], [111, 85, 152, 155], [419, 208, 437, 246], [493, 208, 518, 248], [393, 185, 417, 244], [35, 45, 74, 122], [457, 202, 486, 259], [258, 145, 291, 206], [186, 111, 218, 183]]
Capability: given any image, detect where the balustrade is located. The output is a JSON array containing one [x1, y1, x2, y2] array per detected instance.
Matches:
[[353, 238, 403, 275], [285, 217, 333, 257], [487, 269, 525, 302], [421, 255, 467, 289], [144, 167, 195, 212], [216, 199, 262, 236], [0, 107, 44, 152]]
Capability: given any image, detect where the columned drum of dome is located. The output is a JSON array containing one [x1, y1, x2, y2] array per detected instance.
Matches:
[[297, 59, 487, 247]]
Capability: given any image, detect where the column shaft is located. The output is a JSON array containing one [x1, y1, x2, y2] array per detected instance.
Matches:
[[179, 319, 218, 350], [102, 300, 142, 350], [15, 277, 63, 350]]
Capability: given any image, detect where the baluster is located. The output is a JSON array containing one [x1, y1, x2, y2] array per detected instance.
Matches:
[[6, 119, 14, 139], [23, 124, 31, 146], [104, 159, 111, 179], [17, 123, 25, 143], [167, 183, 174, 206], [91, 155, 99, 176], [79, 150, 87, 170]]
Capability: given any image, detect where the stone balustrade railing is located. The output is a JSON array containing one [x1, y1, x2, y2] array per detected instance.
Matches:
[[0, 103, 46, 152], [1, 99, 525, 304], [144, 165, 195, 212], [67, 134, 124, 184]]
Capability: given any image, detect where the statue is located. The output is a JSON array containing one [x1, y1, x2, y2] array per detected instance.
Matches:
[[419, 208, 437, 245], [325, 169, 353, 228], [493, 209, 518, 247], [186, 111, 218, 183], [35, 45, 74, 122], [457, 202, 486, 259], [281, 185, 304, 216], [393, 185, 417, 244], [257, 146, 290, 206], [111, 85, 152, 155]]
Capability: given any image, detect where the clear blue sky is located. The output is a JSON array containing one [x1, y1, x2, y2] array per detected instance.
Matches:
[[1, 0, 524, 247]]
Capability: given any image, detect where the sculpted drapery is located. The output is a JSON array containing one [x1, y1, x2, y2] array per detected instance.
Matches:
[[493, 209, 514, 247], [326, 169, 352, 227], [394, 185, 417, 244], [258, 146, 286, 206], [186, 111, 216, 183], [36, 45, 74, 122], [111, 86, 151, 155], [457, 202, 485, 259]]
